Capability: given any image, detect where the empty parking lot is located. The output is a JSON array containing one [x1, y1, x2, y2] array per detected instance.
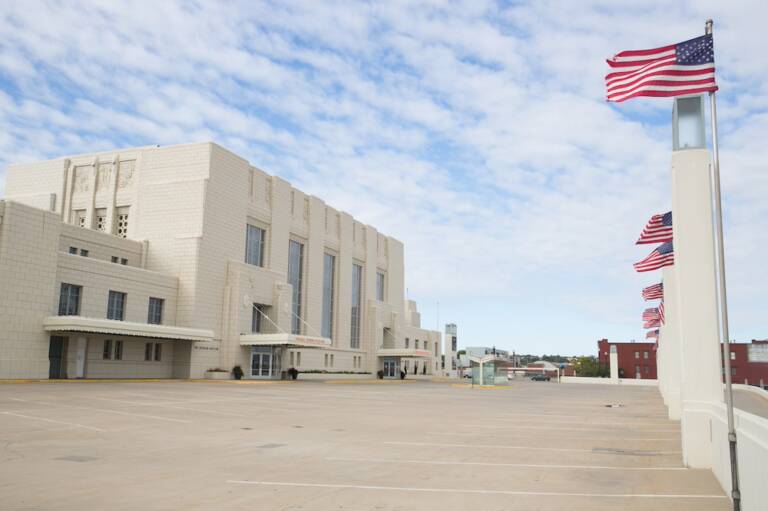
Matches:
[[0, 379, 728, 510]]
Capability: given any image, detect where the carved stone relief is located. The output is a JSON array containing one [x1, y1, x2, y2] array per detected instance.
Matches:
[[96, 162, 113, 192], [118, 160, 135, 189], [73, 166, 92, 193]]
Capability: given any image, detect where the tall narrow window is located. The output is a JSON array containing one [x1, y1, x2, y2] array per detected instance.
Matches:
[[252, 304, 269, 333], [114, 340, 123, 360], [145, 342, 153, 361], [350, 263, 362, 349], [288, 240, 304, 334], [154, 343, 162, 361], [58, 283, 81, 316], [245, 224, 265, 266], [107, 291, 126, 320], [321, 253, 335, 339], [103, 340, 113, 360], [148, 297, 164, 325], [95, 208, 107, 232], [376, 271, 385, 301]]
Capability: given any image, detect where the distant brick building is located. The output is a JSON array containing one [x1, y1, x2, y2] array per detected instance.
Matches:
[[597, 338, 768, 385], [597, 339, 657, 379]]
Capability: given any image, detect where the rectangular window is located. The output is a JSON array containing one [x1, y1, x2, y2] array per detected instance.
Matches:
[[376, 271, 385, 301], [252, 304, 269, 333], [350, 263, 362, 349], [330, 354, 334, 367], [730, 351, 736, 360], [58, 283, 81, 316], [148, 297, 164, 325], [111, 256, 119, 263], [145, 342, 153, 361], [321, 253, 335, 339], [103, 340, 113, 360], [634, 351, 640, 359], [296, 352, 301, 367], [107, 291, 126, 320], [643, 351, 649, 359], [415, 339, 420, 349], [245, 224, 265, 266], [69, 246, 77, 254], [405, 338, 409, 349], [288, 240, 304, 334], [120, 258, 127, 265], [435, 343, 438, 356], [154, 343, 162, 361], [290, 351, 295, 367], [324, 354, 328, 367], [114, 340, 123, 360], [80, 249, 89, 257]]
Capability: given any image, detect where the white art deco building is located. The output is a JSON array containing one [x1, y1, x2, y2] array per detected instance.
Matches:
[[0, 142, 442, 379]]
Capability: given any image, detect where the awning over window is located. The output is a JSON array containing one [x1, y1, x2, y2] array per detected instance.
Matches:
[[239, 333, 331, 349], [43, 316, 214, 342], [377, 348, 432, 358]]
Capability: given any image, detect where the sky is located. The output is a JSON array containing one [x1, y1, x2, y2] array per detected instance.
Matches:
[[1, 1, 767, 356]]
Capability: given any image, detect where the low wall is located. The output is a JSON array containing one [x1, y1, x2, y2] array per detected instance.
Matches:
[[689, 400, 768, 511], [559, 376, 658, 386]]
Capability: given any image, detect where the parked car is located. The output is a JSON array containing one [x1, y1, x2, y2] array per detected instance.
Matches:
[[530, 373, 551, 381]]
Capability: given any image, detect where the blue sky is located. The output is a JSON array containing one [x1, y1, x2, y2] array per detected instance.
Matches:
[[1, 1, 767, 356]]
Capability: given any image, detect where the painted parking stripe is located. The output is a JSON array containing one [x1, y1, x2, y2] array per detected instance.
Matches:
[[324, 457, 686, 471], [226, 480, 726, 499], [383, 441, 682, 455], [1, 411, 106, 432]]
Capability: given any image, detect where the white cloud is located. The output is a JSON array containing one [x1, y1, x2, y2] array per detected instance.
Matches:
[[0, 0, 766, 354]]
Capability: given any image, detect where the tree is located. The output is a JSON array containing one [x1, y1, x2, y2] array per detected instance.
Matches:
[[573, 356, 608, 377]]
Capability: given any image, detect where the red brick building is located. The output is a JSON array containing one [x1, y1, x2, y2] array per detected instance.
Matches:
[[597, 338, 768, 386], [597, 339, 657, 379]]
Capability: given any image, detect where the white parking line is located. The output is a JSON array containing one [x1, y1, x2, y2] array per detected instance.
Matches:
[[226, 480, 726, 499], [457, 423, 679, 433], [1, 411, 106, 432], [383, 441, 682, 455], [324, 457, 686, 471], [432, 431, 679, 441]]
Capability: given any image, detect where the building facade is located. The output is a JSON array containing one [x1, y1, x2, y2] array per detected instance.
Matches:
[[722, 340, 768, 387], [597, 339, 658, 379], [0, 142, 442, 379]]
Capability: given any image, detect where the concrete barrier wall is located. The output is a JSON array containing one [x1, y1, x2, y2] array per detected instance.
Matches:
[[692, 401, 768, 511], [560, 376, 658, 386]]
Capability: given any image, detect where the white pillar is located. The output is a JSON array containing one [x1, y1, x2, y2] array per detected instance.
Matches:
[[660, 266, 683, 420], [609, 346, 619, 382], [75, 337, 88, 378], [671, 148, 722, 469]]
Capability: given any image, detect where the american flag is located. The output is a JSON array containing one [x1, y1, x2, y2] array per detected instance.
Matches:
[[642, 308, 660, 321], [634, 242, 674, 272], [646, 329, 659, 339], [659, 300, 665, 325], [642, 282, 664, 300], [606, 34, 717, 102], [644, 319, 661, 329], [637, 211, 672, 245]]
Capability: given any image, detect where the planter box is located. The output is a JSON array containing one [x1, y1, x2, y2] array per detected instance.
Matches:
[[204, 371, 231, 380]]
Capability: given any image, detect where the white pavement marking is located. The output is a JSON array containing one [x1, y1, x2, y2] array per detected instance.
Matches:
[[324, 457, 687, 471], [226, 480, 727, 499], [1, 411, 106, 432], [383, 441, 682, 455], [88, 396, 248, 417], [457, 423, 679, 433], [433, 431, 679, 441], [21, 400, 192, 424]]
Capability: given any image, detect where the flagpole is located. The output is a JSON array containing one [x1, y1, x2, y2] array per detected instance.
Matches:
[[705, 19, 740, 511]]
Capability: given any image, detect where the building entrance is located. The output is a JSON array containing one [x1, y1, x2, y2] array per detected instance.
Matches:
[[250, 346, 281, 379], [48, 336, 67, 379], [382, 358, 398, 378]]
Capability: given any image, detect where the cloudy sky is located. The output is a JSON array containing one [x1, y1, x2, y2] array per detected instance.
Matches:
[[1, 1, 766, 355]]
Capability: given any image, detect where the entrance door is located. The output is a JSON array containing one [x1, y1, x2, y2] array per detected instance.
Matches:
[[383, 359, 397, 378], [252, 353, 272, 378], [48, 336, 67, 379]]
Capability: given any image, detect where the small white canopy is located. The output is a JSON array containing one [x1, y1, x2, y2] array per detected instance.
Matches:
[[43, 316, 213, 342], [239, 333, 331, 349]]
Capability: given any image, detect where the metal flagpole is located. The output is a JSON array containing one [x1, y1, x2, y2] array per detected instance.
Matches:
[[705, 19, 741, 511]]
